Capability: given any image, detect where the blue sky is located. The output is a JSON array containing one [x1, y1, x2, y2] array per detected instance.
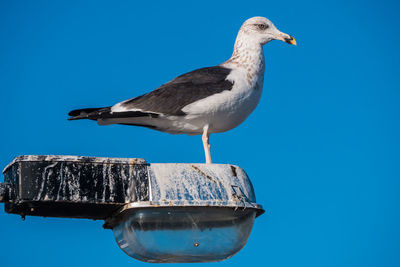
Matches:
[[0, 0, 399, 266]]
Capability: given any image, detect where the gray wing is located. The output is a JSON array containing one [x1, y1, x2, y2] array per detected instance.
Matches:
[[119, 66, 234, 116], [68, 65, 234, 121]]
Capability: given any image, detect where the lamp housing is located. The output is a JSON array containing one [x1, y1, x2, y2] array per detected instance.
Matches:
[[1, 155, 264, 263]]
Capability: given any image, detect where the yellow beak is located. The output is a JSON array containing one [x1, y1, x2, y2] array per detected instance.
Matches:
[[274, 32, 297, 46], [286, 36, 297, 45]]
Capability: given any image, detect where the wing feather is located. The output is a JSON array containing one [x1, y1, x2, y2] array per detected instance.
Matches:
[[118, 66, 233, 116]]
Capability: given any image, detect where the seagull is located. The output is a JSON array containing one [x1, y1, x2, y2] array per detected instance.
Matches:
[[68, 16, 296, 164]]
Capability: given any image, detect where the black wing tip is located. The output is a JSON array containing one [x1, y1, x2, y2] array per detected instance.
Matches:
[[67, 107, 108, 121], [69, 107, 107, 115], [68, 110, 82, 117], [67, 110, 86, 120], [68, 116, 83, 121], [67, 106, 161, 121]]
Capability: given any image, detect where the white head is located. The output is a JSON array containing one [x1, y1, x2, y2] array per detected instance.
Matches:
[[238, 16, 296, 46]]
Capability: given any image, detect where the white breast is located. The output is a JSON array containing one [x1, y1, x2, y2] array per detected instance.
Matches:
[[181, 66, 264, 133]]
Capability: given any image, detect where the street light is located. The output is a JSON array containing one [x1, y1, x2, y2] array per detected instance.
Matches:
[[0, 155, 264, 263]]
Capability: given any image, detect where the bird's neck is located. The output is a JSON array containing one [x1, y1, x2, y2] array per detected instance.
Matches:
[[222, 35, 265, 83]]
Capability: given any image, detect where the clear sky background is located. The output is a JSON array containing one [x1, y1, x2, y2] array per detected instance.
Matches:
[[0, 0, 399, 266]]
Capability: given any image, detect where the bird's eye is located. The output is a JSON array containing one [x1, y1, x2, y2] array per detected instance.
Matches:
[[257, 24, 268, 30]]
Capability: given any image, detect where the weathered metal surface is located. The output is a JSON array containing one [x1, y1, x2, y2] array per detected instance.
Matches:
[[1, 155, 264, 222], [2, 155, 148, 219], [104, 164, 263, 228], [0, 183, 9, 202], [147, 163, 260, 210]]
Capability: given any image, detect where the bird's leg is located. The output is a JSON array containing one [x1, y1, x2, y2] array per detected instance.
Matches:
[[202, 125, 212, 164]]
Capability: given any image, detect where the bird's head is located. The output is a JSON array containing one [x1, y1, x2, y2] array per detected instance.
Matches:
[[239, 16, 296, 46]]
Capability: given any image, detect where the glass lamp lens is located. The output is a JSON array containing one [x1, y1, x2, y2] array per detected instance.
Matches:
[[112, 207, 256, 263]]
